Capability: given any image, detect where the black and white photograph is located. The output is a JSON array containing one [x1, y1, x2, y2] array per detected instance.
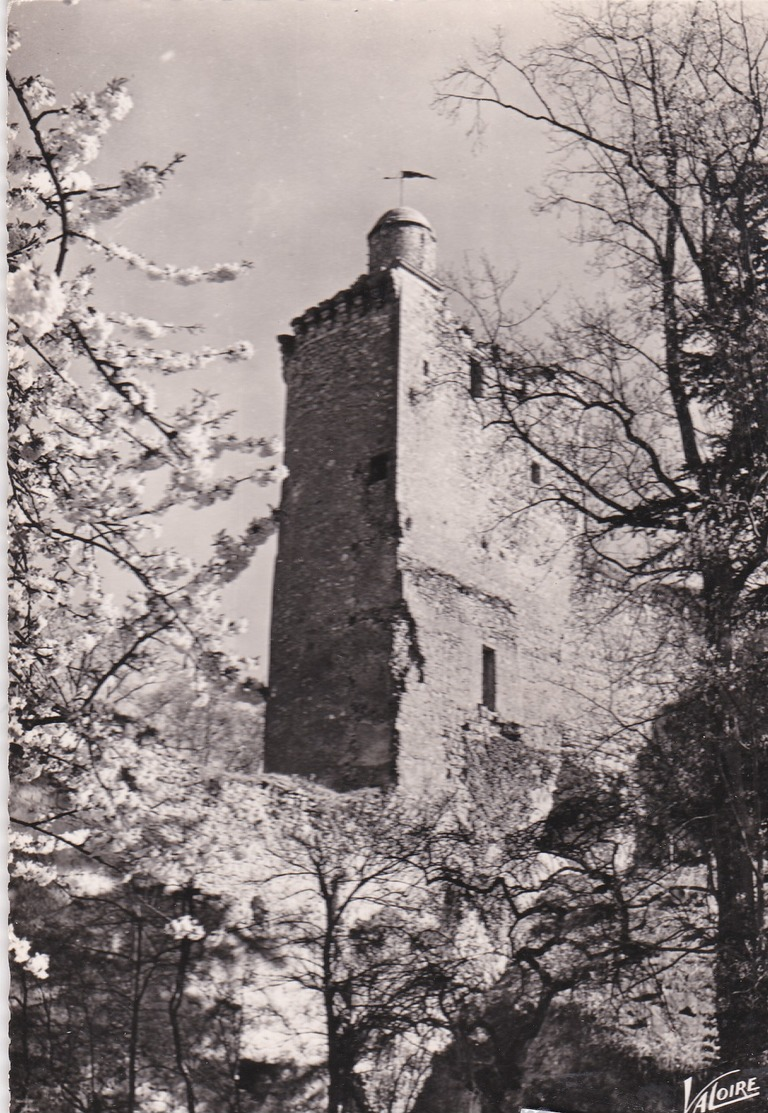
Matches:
[[7, 1, 768, 1111]]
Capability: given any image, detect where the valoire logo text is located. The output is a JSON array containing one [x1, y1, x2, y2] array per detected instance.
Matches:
[[684, 1070, 762, 1113]]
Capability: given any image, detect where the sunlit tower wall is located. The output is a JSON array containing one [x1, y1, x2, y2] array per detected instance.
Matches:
[[264, 208, 573, 792]]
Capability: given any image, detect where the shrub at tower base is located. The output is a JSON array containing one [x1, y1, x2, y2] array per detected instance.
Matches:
[[440, 0, 768, 1072]]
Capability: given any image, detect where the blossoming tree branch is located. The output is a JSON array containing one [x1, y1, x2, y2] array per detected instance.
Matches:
[[7, 27, 278, 988]]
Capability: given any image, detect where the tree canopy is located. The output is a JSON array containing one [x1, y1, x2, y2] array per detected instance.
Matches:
[[441, 0, 768, 1067]]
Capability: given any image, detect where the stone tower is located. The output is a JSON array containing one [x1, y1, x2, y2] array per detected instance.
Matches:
[[264, 208, 571, 792]]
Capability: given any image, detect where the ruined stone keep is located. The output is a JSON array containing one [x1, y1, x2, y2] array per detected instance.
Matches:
[[264, 208, 572, 792]]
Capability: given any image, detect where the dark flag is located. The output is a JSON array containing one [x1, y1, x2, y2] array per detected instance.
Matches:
[[383, 170, 436, 204], [384, 170, 436, 180]]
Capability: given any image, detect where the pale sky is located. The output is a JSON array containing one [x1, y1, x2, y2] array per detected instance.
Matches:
[[11, 0, 587, 673]]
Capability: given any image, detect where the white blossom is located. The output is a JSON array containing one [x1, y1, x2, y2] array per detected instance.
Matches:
[[260, 436, 283, 457], [224, 339, 254, 362], [62, 868, 116, 897], [165, 915, 206, 942], [23, 75, 56, 112], [96, 81, 133, 121], [54, 127, 102, 171], [207, 262, 241, 282], [8, 265, 67, 338], [9, 926, 49, 979], [25, 953, 50, 980], [61, 169, 93, 191], [8, 926, 31, 964]]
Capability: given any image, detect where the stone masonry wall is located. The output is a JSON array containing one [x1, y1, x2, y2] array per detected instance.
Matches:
[[393, 267, 574, 793], [265, 247, 577, 794], [264, 272, 402, 790]]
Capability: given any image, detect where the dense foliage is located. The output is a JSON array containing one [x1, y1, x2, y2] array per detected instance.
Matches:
[[7, 25, 278, 1113], [441, 0, 768, 1066]]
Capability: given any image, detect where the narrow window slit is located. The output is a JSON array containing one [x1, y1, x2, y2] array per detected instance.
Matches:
[[368, 452, 390, 483], [470, 357, 484, 400], [482, 646, 496, 711]]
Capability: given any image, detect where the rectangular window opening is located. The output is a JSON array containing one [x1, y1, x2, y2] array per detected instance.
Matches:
[[368, 452, 390, 484], [482, 645, 496, 712], [470, 357, 485, 400]]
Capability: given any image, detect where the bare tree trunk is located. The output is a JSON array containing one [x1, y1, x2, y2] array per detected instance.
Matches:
[[10, 970, 31, 1113], [169, 891, 197, 1113], [703, 571, 767, 1063], [127, 916, 143, 1113]]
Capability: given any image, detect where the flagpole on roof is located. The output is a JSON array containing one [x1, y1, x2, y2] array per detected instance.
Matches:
[[383, 170, 436, 207]]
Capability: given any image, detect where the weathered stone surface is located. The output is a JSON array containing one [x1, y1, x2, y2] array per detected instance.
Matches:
[[368, 207, 437, 276], [264, 209, 573, 791], [264, 269, 401, 790]]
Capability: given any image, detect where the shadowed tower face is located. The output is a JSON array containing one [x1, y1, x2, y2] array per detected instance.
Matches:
[[264, 209, 571, 792]]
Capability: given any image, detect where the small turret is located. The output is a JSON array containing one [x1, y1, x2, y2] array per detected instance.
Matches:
[[368, 207, 436, 276]]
